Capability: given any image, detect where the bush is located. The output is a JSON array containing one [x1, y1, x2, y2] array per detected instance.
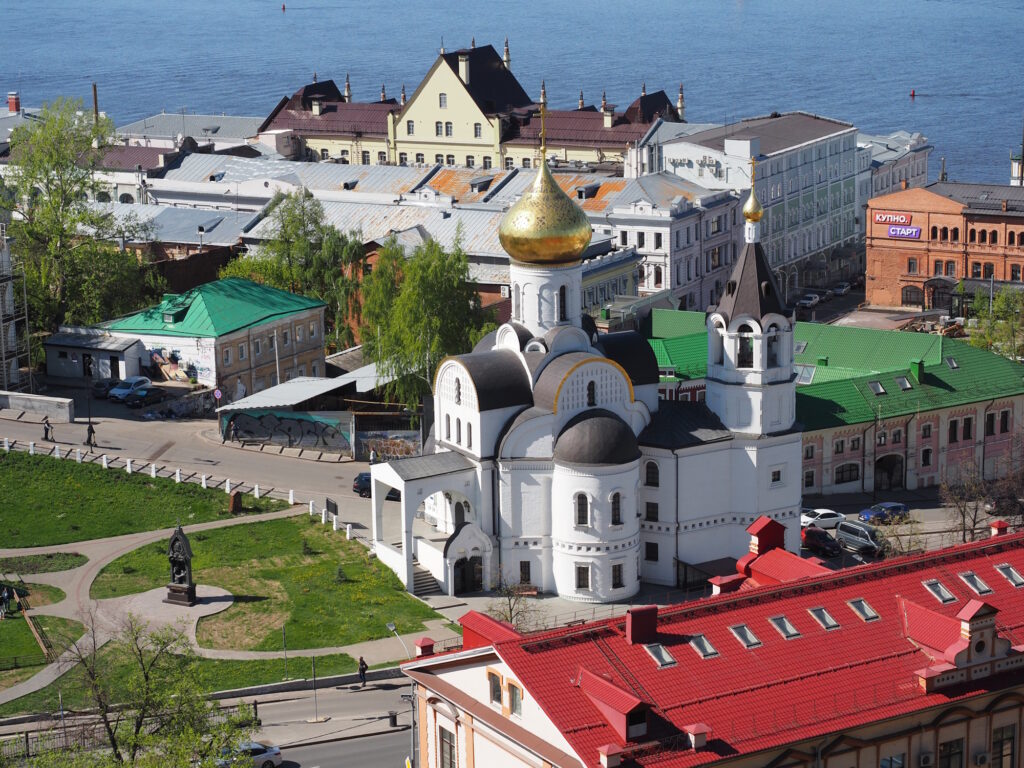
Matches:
[[335, 565, 347, 584]]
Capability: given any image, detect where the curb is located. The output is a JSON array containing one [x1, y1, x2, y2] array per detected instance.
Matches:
[[197, 428, 357, 465], [280, 724, 411, 750]]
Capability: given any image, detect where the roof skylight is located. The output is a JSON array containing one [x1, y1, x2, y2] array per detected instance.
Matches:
[[895, 376, 912, 391], [689, 634, 718, 659], [808, 607, 840, 631], [868, 380, 886, 396], [769, 615, 801, 640], [959, 571, 993, 596], [729, 624, 762, 649], [944, 356, 959, 370], [794, 341, 808, 355], [848, 598, 880, 622], [644, 643, 677, 668], [996, 563, 1024, 588], [923, 579, 957, 604], [794, 365, 816, 385]]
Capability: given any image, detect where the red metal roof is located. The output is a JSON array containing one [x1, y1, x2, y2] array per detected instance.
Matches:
[[460, 611, 522, 650], [579, 668, 645, 715], [485, 532, 1024, 768], [898, 596, 962, 657], [507, 110, 651, 148], [746, 547, 831, 587]]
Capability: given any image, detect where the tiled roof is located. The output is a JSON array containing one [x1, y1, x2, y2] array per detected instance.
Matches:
[[650, 309, 708, 339], [506, 109, 651, 149], [487, 533, 1024, 768], [260, 79, 399, 137], [898, 596, 962, 656], [95, 145, 171, 171], [746, 547, 830, 587], [927, 182, 1024, 217], [104, 278, 324, 338]]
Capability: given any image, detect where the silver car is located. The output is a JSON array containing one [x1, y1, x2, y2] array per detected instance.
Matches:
[[218, 742, 282, 768], [107, 376, 152, 402]]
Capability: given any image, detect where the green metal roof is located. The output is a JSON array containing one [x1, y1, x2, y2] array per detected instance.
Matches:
[[650, 309, 708, 339], [793, 323, 944, 374], [105, 278, 325, 338]]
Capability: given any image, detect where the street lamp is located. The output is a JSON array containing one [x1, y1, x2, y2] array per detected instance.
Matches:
[[400, 687, 417, 768], [386, 621, 412, 659]]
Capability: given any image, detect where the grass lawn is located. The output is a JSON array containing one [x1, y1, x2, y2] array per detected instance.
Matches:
[[0, 614, 84, 692], [0, 647, 356, 717], [0, 452, 288, 547], [0, 614, 44, 660], [91, 516, 439, 651], [22, 584, 66, 607], [0, 553, 88, 574]]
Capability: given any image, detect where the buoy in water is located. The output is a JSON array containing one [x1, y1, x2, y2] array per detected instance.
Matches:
[[282, 3, 286, 10], [910, 89, 915, 98]]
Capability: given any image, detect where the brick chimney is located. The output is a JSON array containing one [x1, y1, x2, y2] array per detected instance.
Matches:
[[7, 92, 21, 114], [459, 53, 470, 86], [747, 516, 786, 556], [625, 605, 657, 645], [310, 97, 322, 117]]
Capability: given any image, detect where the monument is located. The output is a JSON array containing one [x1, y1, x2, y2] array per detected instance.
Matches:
[[165, 525, 197, 606]]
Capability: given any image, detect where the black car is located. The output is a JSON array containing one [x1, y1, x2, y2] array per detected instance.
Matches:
[[91, 379, 118, 398], [801, 525, 842, 558], [124, 386, 167, 409], [353, 472, 400, 500]]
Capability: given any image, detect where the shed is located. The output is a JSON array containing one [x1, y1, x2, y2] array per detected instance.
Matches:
[[44, 329, 145, 381]]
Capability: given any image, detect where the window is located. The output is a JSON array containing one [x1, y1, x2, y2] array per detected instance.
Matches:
[[948, 418, 959, 443], [445, 414, 450, 440], [576, 494, 588, 526], [850, 437, 860, 451], [398, 152, 408, 165], [445, 154, 455, 166], [963, 416, 973, 441], [771, 469, 782, 485], [473, 122, 482, 138], [466, 155, 474, 168], [645, 542, 659, 561], [586, 379, 596, 406], [972, 262, 982, 278], [959, 570, 993, 595], [834, 439, 845, 454], [881, 755, 906, 768], [438, 93, 447, 108], [848, 598, 879, 622], [612, 563, 624, 589], [237, 343, 246, 361], [934, 261, 944, 276], [268, 334, 275, 350], [455, 419, 461, 444], [655, 232, 663, 250], [808, 606, 840, 630], [488, 672, 501, 704], [310, 321, 317, 339], [645, 502, 659, 522], [1014, 265, 1022, 281], [769, 615, 801, 640], [435, 154, 444, 165], [984, 262, 995, 279], [946, 260, 956, 276], [312, 362, 318, 377], [611, 493, 622, 525], [895, 376, 912, 391], [638, 232, 646, 249], [377, 151, 386, 164], [1001, 410, 1010, 433], [997, 563, 1024, 587], [987, 412, 996, 437], [361, 151, 370, 165], [924, 578, 957, 604], [804, 470, 815, 488], [893, 429, 902, 444], [58, 350, 67, 359], [644, 643, 677, 667], [483, 156, 492, 169], [868, 380, 886, 395], [689, 634, 717, 659], [406, 120, 414, 135], [938, 738, 963, 768], [439, 726, 456, 768], [576, 565, 589, 590], [522, 157, 530, 169], [730, 624, 762, 648], [504, 157, 514, 170], [466, 423, 472, 449], [737, 324, 754, 368], [907, 258, 918, 275], [508, 684, 523, 716], [435, 121, 443, 137], [645, 461, 659, 487], [922, 423, 932, 439], [223, 347, 231, 365], [992, 725, 1015, 768], [415, 153, 425, 164], [445, 121, 453, 137], [320, 148, 329, 160], [804, 445, 814, 460], [835, 462, 860, 481], [922, 448, 932, 467], [296, 325, 303, 343]]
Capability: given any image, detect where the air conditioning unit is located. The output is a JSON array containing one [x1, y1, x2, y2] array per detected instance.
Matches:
[[920, 754, 934, 768], [975, 754, 989, 767], [500, 285, 510, 298]]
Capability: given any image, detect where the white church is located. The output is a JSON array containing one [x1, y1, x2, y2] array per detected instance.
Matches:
[[369, 150, 803, 603]]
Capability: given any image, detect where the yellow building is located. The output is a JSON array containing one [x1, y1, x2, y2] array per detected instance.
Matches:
[[259, 42, 682, 169]]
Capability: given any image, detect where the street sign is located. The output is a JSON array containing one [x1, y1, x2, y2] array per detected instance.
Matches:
[[213, 388, 222, 400]]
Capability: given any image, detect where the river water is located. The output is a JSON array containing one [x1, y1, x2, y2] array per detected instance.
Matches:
[[4, 0, 1023, 183]]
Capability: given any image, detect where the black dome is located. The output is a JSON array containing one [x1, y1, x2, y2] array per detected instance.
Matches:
[[554, 409, 640, 466]]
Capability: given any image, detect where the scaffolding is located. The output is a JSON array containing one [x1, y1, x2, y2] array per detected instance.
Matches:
[[0, 225, 32, 393]]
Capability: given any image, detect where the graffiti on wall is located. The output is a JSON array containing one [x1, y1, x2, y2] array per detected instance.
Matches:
[[355, 430, 421, 462], [222, 410, 353, 452]]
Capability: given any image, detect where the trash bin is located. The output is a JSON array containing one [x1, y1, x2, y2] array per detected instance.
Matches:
[[388, 711, 399, 728]]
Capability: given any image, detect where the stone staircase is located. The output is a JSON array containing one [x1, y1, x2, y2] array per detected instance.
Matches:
[[412, 559, 443, 597]]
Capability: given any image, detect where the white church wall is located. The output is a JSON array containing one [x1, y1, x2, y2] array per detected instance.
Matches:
[[500, 414, 555, 459], [554, 361, 634, 430], [635, 383, 661, 413], [674, 443, 741, 567]]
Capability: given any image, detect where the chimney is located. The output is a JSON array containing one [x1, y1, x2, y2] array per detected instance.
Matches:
[[7, 91, 21, 114], [625, 605, 657, 645], [344, 73, 351, 101], [380, 83, 387, 102], [910, 358, 924, 383], [1002, 199, 1009, 212], [990, 520, 1010, 537], [677, 83, 685, 121], [400, 84, 407, 107], [458, 53, 470, 86], [503, 37, 511, 69], [415, 637, 435, 657], [747, 517, 786, 556], [598, 744, 622, 768], [684, 724, 711, 750], [578, 90, 585, 110], [311, 97, 322, 117], [602, 91, 613, 129]]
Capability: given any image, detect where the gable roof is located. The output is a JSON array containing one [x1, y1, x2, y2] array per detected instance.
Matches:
[[259, 78, 399, 137], [104, 278, 324, 338], [437, 45, 533, 115]]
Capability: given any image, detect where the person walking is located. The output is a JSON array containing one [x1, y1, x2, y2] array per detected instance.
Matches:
[[42, 416, 53, 442], [358, 656, 368, 688], [85, 422, 97, 448]]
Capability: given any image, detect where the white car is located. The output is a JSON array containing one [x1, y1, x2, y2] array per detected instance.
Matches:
[[833, 282, 851, 296], [107, 376, 152, 402], [800, 293, 820, 307], [800, 508, 846, 529], [217, 742, 282, 768]]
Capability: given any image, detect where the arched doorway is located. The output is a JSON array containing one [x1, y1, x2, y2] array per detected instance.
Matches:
[[453, 501, 465, 527], [875, 454, 905, 491], [453, 556, 483, 593]]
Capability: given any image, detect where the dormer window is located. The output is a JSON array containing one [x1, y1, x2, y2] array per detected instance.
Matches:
[[848, 598, 879, 622], [996, 563, 1024, 587], [769, 615, 801, 640], [730, 624, 762, 648], [626, 709, 647, 739], [960, 571, 993, 595], [689, 634, 718, 659], [923, 579, 957, 604], [808, 606, 840, 630]]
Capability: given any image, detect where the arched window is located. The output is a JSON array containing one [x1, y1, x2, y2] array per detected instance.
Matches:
[[737, 324, 754, 369], [454, 378, 461, 405], [766, 325, 780, 368], [991, 230, 998, 245], [835, 463, 860, 483], [941, 226, 949, 241], [712, 321, 725, 365], [930, 226, 938, 239], [902, 286, 924, 307], [586, 380, 596, 407], [952, 227, 960, 242], [445, 414, 451, 439], [466, 422, 472, 449], [559, 285, 567, 321], [645, 461, 659, 487], [654, 266, 663, 287], [438, 92, 447, 108], [1010, 232, 1017, 246], [611, 493, 621, 525], [980, 230, 987, 244], [945, 261, 956, 277], [456, 419, 462, 445], [96, 191, 111, 203], [575, 494, 588, 526], [970, 229, 977, 243], [119, 193, 135, 204], [513, 284, 521, 320]]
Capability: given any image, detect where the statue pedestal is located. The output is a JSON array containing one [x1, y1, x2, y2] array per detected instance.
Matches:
[[164, 582, 197, 607]]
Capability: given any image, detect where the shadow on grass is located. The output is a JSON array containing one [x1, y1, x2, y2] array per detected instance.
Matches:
[[200, 595, 268, 605]]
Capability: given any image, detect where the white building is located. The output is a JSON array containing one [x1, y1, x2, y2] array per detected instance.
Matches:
[[856, 130, 932, 233], [369, 151, 802, 603]]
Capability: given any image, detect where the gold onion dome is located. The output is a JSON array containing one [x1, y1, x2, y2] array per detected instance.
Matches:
[[498, 159, 592, 265], [743, 159, 764, 223]]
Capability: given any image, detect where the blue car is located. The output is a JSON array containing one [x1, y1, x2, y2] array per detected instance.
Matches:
[[858, 501, 910, 524]]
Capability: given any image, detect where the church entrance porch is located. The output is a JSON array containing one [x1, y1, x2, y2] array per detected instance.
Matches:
[[875, 454, 905, 491], [453, 556, 484, 594]]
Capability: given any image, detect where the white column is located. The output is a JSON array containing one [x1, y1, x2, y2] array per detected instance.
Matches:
[[125, 458, 132, 474]]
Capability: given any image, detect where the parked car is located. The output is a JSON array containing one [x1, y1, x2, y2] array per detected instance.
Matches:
[[796, 296, 818, 309], [217, 742, 282, 768], [833, 282, 851, 296], [800, 508, 846, 529], [858, 501, 910, 524], [816, 288, 835, 302], [107, 376, 151, 402], [984, 496, 1024, 515], [353, 472, 400, 500], [91, 378, 118, 398], [124, 386, 167, 409], [835, 520, 887, 557], [801, 525, 842, 558]]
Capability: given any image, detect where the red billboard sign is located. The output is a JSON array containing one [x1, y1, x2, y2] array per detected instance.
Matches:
[[874, 211, 913, 225]]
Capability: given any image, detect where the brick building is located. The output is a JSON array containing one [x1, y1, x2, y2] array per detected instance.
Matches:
[[866, 184, 1024, 311]]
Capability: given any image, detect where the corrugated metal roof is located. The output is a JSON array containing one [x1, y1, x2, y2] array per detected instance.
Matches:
[[92, 203, 259, 246], [117, 113, 264, 141], [45, 331, 140, 353], [671, 111, 854, 154], [216, 376, 348, 412]]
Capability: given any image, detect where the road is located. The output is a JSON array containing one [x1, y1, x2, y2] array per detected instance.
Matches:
[[283, 732, 409, 768]]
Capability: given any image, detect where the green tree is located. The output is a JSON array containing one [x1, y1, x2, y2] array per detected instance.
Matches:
[[0, 98, 157, 335], [970, 285, 1024, 359], [361, 234, 496, 411]]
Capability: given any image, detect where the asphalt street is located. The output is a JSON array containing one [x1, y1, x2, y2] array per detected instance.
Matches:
[[283, 732, 409, 768]]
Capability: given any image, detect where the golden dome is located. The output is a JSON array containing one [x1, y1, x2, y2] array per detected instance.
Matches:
[[498, 159, 592, 265], [743, 159, 764, 223]]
